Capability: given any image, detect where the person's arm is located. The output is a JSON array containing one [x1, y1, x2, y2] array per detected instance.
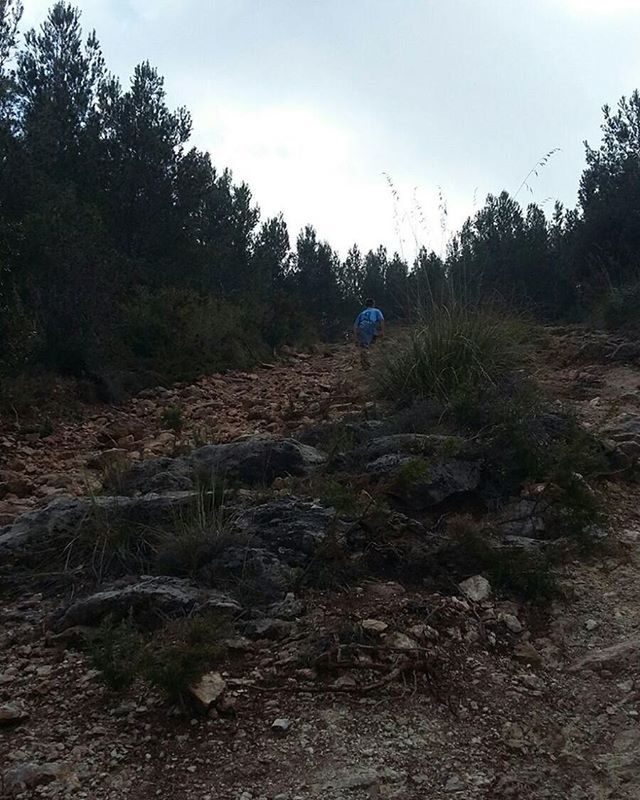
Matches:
[[379, 318, 386, 337]]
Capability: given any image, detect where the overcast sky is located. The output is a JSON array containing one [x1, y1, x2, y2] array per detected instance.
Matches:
[[20, 0, 640, 259]]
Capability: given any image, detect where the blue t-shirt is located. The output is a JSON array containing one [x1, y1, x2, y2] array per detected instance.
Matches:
[[355, 307, 383, 344]]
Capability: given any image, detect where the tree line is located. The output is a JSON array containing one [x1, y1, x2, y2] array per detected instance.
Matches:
[[1, 1, 639, 391]]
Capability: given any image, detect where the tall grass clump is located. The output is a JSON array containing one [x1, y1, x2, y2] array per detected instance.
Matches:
[[379, 301, 528, 411], [153, 485, 240, 579]]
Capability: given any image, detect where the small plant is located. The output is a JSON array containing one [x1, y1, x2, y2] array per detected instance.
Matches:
[[162, 405, 184, 435], [63, 498, 154, 581], [153, 486, 238, 579], [390, 457, 431, 492], [88, 614, 148, 691], [315, 476, 359, 515], [443, 515, 558, 603], [192, 425, 216, 449], [141, 614, 229, 702], [38, 418, 54, 438], [89, 613, 230, 702], [100, 456, 131, 495], [598, 281, 640, 332], [300, 527, 364, 590]]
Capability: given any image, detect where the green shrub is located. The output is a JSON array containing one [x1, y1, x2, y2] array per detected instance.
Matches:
[[598, 281, 640, 332], [379, 302, 528, 411], [445, 517, 558, 603], [162, 405, 184, 435], [142, 615, 229, 702], [115, 287, 270, 383], [62, 499, 154, 582], [88, 615, 148, 691], [89, 613, 230, 701]]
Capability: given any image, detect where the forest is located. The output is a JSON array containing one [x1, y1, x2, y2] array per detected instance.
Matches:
[[1, 1, 640, 394]]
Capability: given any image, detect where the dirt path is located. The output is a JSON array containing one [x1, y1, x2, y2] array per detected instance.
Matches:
[[0, 345, 363, 523], [3, 330, 640, 799]]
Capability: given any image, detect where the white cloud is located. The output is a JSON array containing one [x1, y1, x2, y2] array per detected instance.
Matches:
[[190, 102, 388, 254], [559, 0, 640, 15], [189, 100, 472, 259]]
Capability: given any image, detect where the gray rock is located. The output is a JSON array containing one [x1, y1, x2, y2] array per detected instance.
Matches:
[[3, 762, 68, 794], [497, 498, 548, 539], [189, 671, 226, 711], [115, 437, 326, 494], [502, 613, 523, 634], [267, 593, 305, 620], [394, 458, 482, 509], [445, 774, 465, 792], [50, 576, 239, 631], [0, 703, 29, 726], [357, 436, 481, 509], [384, 631, 418, 650], [199, 546, 297, 602], [271, 717, 292, 734], [356, 433, 466, 462], [235, 497, 336, 557], [311, 767, 400, 793], [601, 414, 640, 465], [361, 619, 388, 635], [244, 618, 292, 640], [569, 637, 640, 673], [0, 492, 198, 556]]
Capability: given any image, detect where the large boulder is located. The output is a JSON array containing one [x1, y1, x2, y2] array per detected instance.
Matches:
[[235, 497, 336, 560], [111, 437, 327, 495], [50, 576, 239, 631], [190, 438, 326, 484], [388, 459, 482, 510], [496, 498, 548, 540], [198, 546, 297, 601], [351, 435, 481, 511], [0, 492, 198, 558]]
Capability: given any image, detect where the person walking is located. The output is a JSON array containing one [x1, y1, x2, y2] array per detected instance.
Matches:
[[353, 298, 385, 370]]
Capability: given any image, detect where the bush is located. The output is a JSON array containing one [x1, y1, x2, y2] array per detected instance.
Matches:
[[444, 516, 558, 603], [114, 287, 270, 384], [89, 615, 148, 691], [162, 405, 184, 435], [88, 613, 230, 701], [379, 302, 528, 411], [598, 281, 640, 332], [142, 615, 229, 702]]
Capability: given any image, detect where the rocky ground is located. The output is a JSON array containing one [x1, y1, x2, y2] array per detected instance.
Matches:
[[0, 345, 362, 523], [3, 329, 640, 799]]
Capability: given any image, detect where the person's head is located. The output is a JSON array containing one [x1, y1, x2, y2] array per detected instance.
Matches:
[[365, 297, 375, 308]]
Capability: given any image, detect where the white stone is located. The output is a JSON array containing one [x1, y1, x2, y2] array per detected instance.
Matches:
[[458, 575, 492, 602], [502, 613, 523, 634], [188, 672, 226, 710], [361, 619, 388, 634], [271, 718, 292, 733]]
